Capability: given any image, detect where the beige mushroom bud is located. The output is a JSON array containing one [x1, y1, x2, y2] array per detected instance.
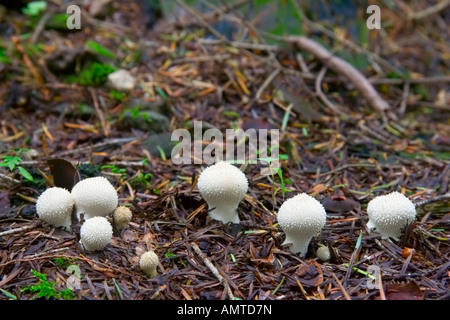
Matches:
[[113, 206, 132, 229], [139, 251, 159, 277]]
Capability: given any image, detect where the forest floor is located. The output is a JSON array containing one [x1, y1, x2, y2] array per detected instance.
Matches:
[[0, 0, 449, 300]]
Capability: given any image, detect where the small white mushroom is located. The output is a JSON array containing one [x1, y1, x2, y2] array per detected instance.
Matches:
[[79, 216, 113, 251], [71, 176, 118, 220], [107, 69, 136, 91], [113, 206, 132, 229], [197, 161, 248, 224], [316, 245, 331, 262], [36, 187, 74, 230], [277, 193, 327, 257], [139, 251, 159, 277], [366, 191, 416, 240]]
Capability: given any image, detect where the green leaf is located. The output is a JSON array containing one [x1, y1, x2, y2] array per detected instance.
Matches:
[[85, 40, 116, 59], [18, 166, 34, 181], [112, 278, 123, 300], [22, 1, 47, 16], [1, 155, 22, 171], [155, 86, 168, 100], [45, 13, 71, 31], [0, 288, 17, 300]]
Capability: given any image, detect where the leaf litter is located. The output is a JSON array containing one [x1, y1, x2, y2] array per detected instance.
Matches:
[[0, 0, 449, 300]]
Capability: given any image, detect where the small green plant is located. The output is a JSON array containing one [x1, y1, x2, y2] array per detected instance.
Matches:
[[67, 62, 116, 86], [22, 269, 74, 300], [0, 150, 34, 181], [258, 152, 290, 200], [101, 164, 127, 178], [54, 257, 76, 269], [129, 171, 153, 188], [110, 90, 127, 101]]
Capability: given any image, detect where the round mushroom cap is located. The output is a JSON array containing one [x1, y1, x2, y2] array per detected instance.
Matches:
[[71, 176, 118, 220], [366, 191, 416, 240], [113, 206, 132, 229], [198, 161, 248, 203], [80, 216, 113, 251], [139, 251, 159, 277], [277, 193, 327, 236], [197, 161, 248, 223], [316, 245, 331, 262], [36, 187, 74, 230]]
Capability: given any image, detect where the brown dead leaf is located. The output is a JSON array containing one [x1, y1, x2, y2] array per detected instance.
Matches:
[[384, 281, 423, 300], [47, 158, 81, 191], [295, 260, 323, 287]]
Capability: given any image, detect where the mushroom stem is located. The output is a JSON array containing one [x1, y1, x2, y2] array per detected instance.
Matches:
[[208, 205, 240, 224], [283, 234, 313, 257]]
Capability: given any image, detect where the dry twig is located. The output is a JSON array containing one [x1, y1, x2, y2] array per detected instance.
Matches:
[[191, 242, 235, 300]]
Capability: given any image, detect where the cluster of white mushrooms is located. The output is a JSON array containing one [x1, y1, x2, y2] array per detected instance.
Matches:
[[36, 175, 159, 277], [197, 161, 417, 257], [35, 162, 418, 279]]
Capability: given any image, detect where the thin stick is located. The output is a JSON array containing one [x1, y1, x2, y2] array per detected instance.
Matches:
[[0, 173, 20, 184], [409, 0, 450, 20], [378, 272, 386, 300], [191, 242, 235, 300], [413, 192, 450, 208], [89, 88, 109, 137], [315, 66, 345, 115], [0, 224, 36, 237], [11, 36, 44, 84], [331, 272, 351, 300], [285, 35, 390, 113], [24, 247, 70, 259], [255, 68, 280, 101]]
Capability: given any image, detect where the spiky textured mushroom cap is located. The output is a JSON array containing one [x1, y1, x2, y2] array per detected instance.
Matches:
[[366, 191, 416, 240], [197, 161, 248, 224], [113, 206, 132, 229], [277, 193, 327, 257], [80, 216, 113, 251], [71, 176, 118, 220], [139, 251, 159, 277], [36, 187, 74, 230]]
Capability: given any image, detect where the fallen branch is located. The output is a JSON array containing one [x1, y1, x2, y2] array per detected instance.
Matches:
[[284, 35, 390, 113]]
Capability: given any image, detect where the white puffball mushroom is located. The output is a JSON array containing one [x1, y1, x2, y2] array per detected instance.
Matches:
[[316, 245, 331, 262], [277, 193, 327, 257], [36, 187, 74, 230], [139, 251, 159, 277], [71, 176, 118, 220], [366, 191, 416, 240], [113, 206, 132, 229], [107, 69, 136, 91], [80, 216, 113, 251], [197, 161, 248, 224]]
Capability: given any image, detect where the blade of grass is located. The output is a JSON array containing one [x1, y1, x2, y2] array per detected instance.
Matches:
[[112, 278, 123, 300]]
